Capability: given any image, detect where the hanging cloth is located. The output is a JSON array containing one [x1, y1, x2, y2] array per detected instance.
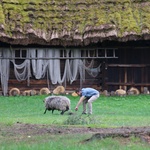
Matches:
[[29, 48, 48, 79], [11, 50, 31, 82], [0, 49, 11, 96]]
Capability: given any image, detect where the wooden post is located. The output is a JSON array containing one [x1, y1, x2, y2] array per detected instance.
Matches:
[[103, 61, 108, 90], [119, 68, 121, 89], [124, 68, 127, 91]]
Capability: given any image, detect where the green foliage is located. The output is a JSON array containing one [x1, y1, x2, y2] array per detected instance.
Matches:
[[64, 114, 99, 125], [0, 5, 5, 24]]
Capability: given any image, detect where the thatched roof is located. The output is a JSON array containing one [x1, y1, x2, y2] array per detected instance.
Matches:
[[0, 0, 150, 46]]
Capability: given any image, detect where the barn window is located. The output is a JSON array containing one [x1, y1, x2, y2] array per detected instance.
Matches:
[[15, 49, 27, 58], [14, 49, 27, 64]]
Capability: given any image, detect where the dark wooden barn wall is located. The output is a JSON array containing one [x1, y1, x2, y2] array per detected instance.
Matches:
[[1, 43, 150, 95], [106, 48, 150, 92]]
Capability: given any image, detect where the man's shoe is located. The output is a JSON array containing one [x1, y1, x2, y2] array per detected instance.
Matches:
[[88, 112, 92, 115], [82, 112, 87, 115]]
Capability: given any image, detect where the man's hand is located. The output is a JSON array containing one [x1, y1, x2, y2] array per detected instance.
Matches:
[[75, 107, 78, 111]]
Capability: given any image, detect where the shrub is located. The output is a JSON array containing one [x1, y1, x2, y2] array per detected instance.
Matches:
[[64, 114, 98, 125]]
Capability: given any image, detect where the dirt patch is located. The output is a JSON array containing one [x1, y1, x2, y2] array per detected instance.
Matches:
[[1, 123, 150, 144]]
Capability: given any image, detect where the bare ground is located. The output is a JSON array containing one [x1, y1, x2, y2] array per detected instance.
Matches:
[[1, 122, 150, 144]]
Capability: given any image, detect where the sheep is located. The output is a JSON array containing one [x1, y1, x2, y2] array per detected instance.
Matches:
[[43, 95, 71, 115]]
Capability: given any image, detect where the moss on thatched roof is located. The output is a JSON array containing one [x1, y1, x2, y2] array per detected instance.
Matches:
[[0, 0, 150, 46]]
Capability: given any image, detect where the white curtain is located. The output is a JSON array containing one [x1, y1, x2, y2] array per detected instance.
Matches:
[[13, 60, 31, 80], [0, 49, 11, 96], [47, 49, 62, 84], [0, 48, 100, 95], [11, 50, 31, 87], [29, 49, 48, 79], [80, 59, 101, 77], [66, 49, 82, 83]]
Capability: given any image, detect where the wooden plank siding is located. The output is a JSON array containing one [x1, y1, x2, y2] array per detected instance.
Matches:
[[105, 47, 150, 93], [1, 44, 150, 95], [6, 77, 101, 95]]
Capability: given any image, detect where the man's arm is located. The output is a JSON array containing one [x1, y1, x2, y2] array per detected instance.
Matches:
[[75, 96, 85, 111]]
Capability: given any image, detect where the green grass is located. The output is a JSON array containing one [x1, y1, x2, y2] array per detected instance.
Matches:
[[0, 94, 150, 150], [0, 94, 150, 127], [0, 133, 149, 150]]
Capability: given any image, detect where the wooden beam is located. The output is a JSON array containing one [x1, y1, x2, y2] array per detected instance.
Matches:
[[0, 56, 118, 59], [106, 82, 150, 86], [108, 64, 150, 67]]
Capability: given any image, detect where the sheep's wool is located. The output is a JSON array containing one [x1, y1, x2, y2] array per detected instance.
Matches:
[[44, 96, 71, 114]]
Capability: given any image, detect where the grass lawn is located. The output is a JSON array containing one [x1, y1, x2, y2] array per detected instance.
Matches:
[[0, 94, 150, 149]]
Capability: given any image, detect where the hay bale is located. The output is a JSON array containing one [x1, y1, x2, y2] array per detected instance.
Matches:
[[9, 88, 20, 96], [30, 90, 37, 96], [102, 90, 110, 96], [40, 88, 50, 95], [110, 91, 115, 96], [127, 87, 140, 95], [22, 90, 31, 96], [53, 86, 65, 95], [71, 92, 78, 97], [115, 89, 126, 96], [22, 90, 37, 96]]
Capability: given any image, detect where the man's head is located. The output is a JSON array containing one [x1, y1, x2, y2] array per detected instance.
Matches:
[[75, 89, 82, 96]]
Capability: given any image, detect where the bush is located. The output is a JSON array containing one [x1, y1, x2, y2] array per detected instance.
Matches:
[[64, 114, 98, 125]]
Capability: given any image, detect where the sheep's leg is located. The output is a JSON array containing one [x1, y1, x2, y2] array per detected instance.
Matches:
[[61, 109, 68, 115], [44, 109, 47, 114], [60, 111, 64, 115], [61, 106, 69, 115], [52, 109, 55, 114]]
